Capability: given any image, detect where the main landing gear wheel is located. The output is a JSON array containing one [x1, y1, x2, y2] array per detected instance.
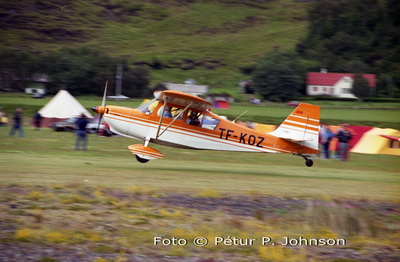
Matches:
[[305, 158, 314, 167], [135, 155, 149, 163], [294, 154, 314, 167]]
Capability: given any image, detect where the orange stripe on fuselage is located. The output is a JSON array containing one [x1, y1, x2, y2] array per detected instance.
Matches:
[[105, 107, 315, 154]]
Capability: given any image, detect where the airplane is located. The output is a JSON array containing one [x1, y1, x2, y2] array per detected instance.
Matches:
[[92, 89, 320, 167]]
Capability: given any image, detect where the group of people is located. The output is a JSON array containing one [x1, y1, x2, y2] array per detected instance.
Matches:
[[319, 123, 355, 161], [4, 108, 90, 150]]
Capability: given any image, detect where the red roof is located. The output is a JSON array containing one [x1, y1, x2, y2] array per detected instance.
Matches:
[[307, 72, 377, 87]]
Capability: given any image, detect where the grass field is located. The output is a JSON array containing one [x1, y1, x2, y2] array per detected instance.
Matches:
[[1, 124, 400, 261], [1, 127, 399, 200], [0, 95, 399, 261]]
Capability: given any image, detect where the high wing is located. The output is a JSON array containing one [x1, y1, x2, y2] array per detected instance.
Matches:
[[154, 90, 213, 112]]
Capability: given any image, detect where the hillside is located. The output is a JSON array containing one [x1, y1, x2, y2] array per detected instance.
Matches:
[[0, 0, 310, 88]]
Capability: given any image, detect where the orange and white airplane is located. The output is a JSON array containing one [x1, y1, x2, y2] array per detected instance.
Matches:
[[92, 90, 320, 167]]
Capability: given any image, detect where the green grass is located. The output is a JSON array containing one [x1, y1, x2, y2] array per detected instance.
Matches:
[[1, 127, 399, 201]]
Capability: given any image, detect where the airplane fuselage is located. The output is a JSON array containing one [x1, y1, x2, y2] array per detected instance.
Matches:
[[102, 103, 317, 155]]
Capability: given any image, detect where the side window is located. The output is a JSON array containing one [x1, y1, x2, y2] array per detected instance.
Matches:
[[186, 110, 202, 126], [185, 110, 220, 130], [158, 106, 183, 120], [201, 115, 220, 130], [171, 107, 183, 120]]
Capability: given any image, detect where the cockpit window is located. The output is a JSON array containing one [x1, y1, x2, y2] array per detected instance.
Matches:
[[201, 115, 220, 130], [157, 106, 184, 120], [186, 110, 202, 127], [185, 110, 220, 130]]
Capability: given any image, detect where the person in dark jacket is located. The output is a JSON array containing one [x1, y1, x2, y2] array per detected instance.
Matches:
[[33, 111, 42, 130], [74, 113, 89, 150], [9, 108, 24, 137], [336, 123, 354, 161]]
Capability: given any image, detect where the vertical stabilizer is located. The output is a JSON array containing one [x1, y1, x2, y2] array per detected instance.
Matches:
[[269, 103, 320, 150]]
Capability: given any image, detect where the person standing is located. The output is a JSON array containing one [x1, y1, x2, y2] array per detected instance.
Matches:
[[33, 111, 42, 130], [74, 113, 89, 150], [9, 107, 24, 137], [336, 123, 353, 161], [319, 123, 333, 159]]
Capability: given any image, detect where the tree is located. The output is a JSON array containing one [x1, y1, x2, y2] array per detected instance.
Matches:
[[42, 47, 117, 95], [252, 51, 303, 102], [0, 50, 42, 92], [297, 0, 400, 97], [122, 66, 151, 98], [352, 75, 371, 99]]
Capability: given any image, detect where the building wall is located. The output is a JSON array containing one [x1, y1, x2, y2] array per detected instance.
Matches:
[[307, 85, 333, 96], [333, 77, 356, 98], [307, 77, 357, 98]]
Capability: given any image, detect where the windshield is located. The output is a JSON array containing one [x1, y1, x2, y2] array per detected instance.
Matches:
[[137, 98, 158, 114]]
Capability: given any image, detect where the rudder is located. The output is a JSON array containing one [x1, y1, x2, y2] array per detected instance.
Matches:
[[269, 103, 320, 151]]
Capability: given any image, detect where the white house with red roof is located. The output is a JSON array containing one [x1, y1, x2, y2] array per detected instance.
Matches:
[[306, 71, 377, 98]]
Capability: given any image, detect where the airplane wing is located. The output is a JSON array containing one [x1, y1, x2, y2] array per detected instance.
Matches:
[[154, 90, 213, 112]]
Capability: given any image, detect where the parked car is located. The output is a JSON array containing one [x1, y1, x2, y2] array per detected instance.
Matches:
[[50, 117, 105, 133], [31, 93, 45, 98]]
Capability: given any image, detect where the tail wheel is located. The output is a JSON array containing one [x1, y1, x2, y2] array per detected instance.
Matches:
[[135, 155, 149, 163], [305, 159, 313, 167]]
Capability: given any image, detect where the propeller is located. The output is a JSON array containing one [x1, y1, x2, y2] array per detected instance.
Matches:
[[92, 81, 108, 136]]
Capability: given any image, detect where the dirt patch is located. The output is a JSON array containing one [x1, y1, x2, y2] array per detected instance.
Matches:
[[1, 186, 399, 262]]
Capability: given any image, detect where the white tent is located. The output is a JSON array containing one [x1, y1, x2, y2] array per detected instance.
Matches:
[[38, 90, 92, 127]]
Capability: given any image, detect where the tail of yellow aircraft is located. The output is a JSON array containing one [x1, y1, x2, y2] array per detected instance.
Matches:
[[270, 103, 320, 151]]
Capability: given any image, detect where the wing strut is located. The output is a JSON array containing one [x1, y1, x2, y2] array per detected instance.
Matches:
[[155, 97, 167, 138], [155, 101, 192, 139]]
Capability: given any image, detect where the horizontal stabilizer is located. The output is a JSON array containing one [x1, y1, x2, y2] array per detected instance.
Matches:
[[128, 144, 164, 160]]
